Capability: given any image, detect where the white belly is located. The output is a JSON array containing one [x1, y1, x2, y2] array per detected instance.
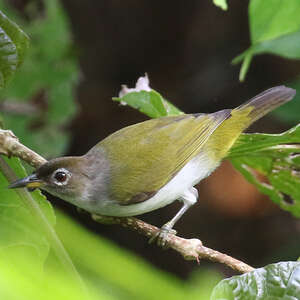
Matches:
[[91, 153, 219, 217]]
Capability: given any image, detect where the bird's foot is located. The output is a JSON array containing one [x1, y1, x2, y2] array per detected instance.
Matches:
[[149, 222, 177, 249]]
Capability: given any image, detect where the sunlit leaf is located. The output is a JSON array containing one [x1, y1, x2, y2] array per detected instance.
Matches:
[[55, 211, 189, 300], [0, 254, 111, 300], [0, 157, 55, 264]]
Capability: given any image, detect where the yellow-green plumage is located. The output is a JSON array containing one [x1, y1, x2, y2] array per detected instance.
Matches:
[[100, 112, 230, 203], [205, 107, 253, 160]]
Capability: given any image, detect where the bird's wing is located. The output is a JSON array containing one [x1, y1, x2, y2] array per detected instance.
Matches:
[[99, 111, 231, 204]]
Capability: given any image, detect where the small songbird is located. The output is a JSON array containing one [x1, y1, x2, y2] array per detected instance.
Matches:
[[9, 86, 296, 246]]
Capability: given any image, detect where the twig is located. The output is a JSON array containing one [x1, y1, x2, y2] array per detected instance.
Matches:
[[0, 101, 40, 116], [0, 129, 46, 167], [0, 128, 255, 274]]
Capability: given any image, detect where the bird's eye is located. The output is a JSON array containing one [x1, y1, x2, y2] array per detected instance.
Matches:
[[54, 171, 67, 182], [51, 168, 71, 186]]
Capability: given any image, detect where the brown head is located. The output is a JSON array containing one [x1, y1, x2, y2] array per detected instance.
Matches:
[[9, 149, 111, 210]]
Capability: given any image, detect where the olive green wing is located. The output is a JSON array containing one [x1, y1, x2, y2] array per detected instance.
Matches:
[[99, 111, 231, 204]]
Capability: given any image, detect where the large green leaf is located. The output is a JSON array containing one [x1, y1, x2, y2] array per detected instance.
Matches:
[[233, 0, 300, 81], [0, 0, 79, 158], [0, 155, 84, 288], [211, 261, 300, 299], [0, 156, 55, 264], [0, 253, 111, 300], [250, 0, 300, 43], [0, 208, 221, 300], [0, 9, 29, 88], [55, 211, 220, 300]]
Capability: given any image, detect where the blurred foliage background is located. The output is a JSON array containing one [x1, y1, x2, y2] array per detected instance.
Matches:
[[0, 0, 300, 299]]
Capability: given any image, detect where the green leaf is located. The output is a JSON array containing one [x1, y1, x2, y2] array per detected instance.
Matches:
[[0, 9, 29, 88], [228, 125, 300, 217], [0, 0, 79, 158], [211, 261, 300, 299], [55, 211, 192, 300], [0, 156, 84, 288], [213, 0, 228, 11], [0, 210, 221, 300], [0, 254, 111, 300], [250, 0, 300, 43], [0, 156, 55, 264], [233, 0, 300, 81], [251, 30, 300, 60], [113, 90, 183, 118]]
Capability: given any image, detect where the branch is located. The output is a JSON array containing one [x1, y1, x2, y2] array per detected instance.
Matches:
[[0, 101, 40, 116], [92, 214, 254, 273], [0, 129, 46, 167], [0, 128, 255, 274]]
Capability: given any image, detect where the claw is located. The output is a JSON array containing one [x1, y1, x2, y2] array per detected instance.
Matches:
[[149, 223, 177, 248]]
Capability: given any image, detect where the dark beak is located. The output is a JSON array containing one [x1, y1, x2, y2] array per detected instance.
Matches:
[[8, 174, 42, 190]]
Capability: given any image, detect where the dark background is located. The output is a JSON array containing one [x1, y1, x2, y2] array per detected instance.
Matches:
[[29, 0, 300, 279]]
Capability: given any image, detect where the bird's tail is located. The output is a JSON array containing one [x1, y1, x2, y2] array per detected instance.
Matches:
[[233, 85, 296, 126], [205, 86, 296, 159]]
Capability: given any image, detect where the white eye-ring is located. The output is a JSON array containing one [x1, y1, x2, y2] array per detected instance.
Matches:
[[52, 168, 71, 186]]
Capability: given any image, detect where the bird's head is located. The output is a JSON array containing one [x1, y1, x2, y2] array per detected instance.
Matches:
[[8, 156, 94, 203]]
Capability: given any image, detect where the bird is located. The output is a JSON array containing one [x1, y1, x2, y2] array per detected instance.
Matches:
[[9, 86, 296, 246]]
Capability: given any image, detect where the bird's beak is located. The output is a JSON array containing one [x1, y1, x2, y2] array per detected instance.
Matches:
[[8, 174, 42, 190]]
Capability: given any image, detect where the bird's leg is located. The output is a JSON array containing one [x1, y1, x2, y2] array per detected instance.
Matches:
[[149, 187, 198, 248]]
